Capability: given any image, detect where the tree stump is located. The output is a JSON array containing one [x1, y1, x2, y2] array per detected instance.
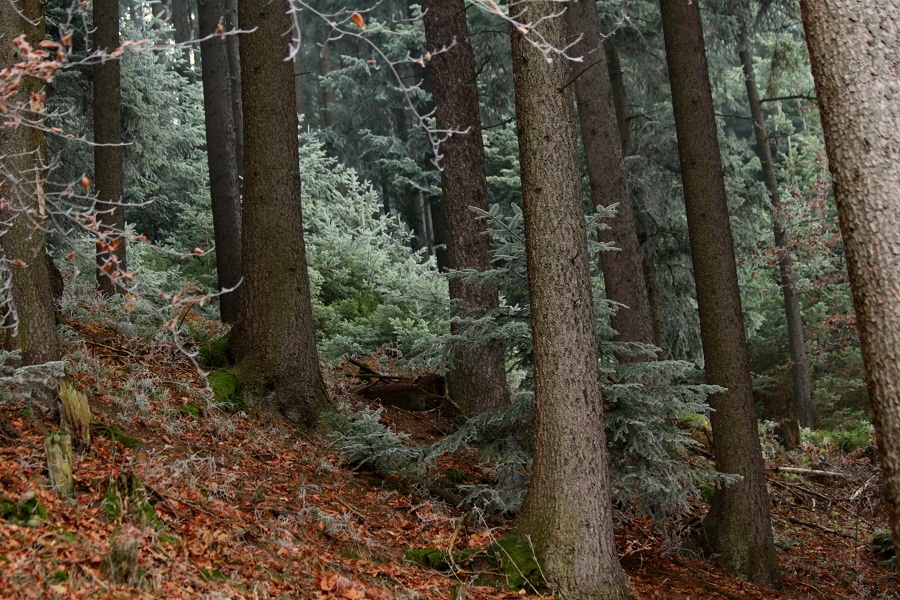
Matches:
[[44, 431, 74, 497], [58, 379, 91, 448], [106, 529, 141, 585]]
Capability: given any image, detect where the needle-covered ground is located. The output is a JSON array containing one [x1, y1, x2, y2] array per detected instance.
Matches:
[[0, 311, 896, 599]]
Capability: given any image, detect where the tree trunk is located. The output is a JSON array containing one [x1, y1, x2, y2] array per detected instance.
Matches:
[[93, 0, 127, 295], [172, 0, 193, 63], [293, 44, 306, 117], [565, 0, 654, 352], [509, 2, 627, 597], [0, 0, 61, 365], [605, 39, 635, 157], [224, 0, 242, 181], [738, 33, 814, 429], [659, 0, 780, 586], [422, 0, 509, 414], [229, 0, 330, 427], [198, 0, 242, 323], [799, 0, 900, 568]]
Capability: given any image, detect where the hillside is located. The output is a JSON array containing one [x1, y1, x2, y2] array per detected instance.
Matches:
[[0, 314, 896, 599]]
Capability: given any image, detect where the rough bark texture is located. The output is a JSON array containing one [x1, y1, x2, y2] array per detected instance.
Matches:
[[659, 0, 780, 586], [739, 35, 813, 428], [605, 39, 635, 157], [45, 431, 74, 497], [0, 0, 61, 364], [566, 0, 654, 351], [93, 0, 127, 295], [198, 0, 242, 323], [509, 2, 627, 598], [799, 0, 900, 566], [224, 0, 242, 181], [229, 0, 330, 427], [422, 0, 509, 414]]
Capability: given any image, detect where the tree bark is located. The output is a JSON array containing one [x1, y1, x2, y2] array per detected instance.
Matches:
[[0, 0, 61, 365], [224, 0, 242, 181], [738, 32, 814, 429], [319, 29, 337, 128], [228, 0, 330, 427], [198, 0, 242, 323], [509, 2, 627, 598], [799, 0, 900, 568], [171, 0, 194, 63], [605, 39, 635, 157], [659, 0, 780, 586], [422, 0, 509, 414], [93, 0, 127, 295], [293, 44, 306, 117], [565, 0, 655, 352]]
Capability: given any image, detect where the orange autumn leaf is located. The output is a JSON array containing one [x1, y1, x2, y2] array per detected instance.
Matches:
[[80, 175, 90, 190], [350, 12, 365, 30]]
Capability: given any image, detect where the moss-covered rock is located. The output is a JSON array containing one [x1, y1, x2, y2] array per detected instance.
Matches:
[[199, 334, 231, 369], [405, 536, 543, 591], [1, 493, 47, 527], [208, 369, 245, 410]]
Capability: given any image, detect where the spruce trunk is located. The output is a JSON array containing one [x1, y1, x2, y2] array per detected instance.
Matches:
[[198, 0, 242, 323], [509, 2, 626, 597], [0, 0, 60, 365], [738, 35, 813, 428], [659, 0, 780, 586], [229, 0, 330, 427], [799, 0, 900, 568], [93, 0, 127, 295], [422, 0, 509, 414], [565, 0, 654, 351]]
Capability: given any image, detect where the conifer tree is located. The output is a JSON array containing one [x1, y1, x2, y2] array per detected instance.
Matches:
[[800, 0, 900, 568], [565, 0, 654, 351], [509, 1, 626, 597], [0, 0, 60, 365], [93, 0, 127, 295], [228, 0, 330, 426], [422, 0, 509, 413], [659, 0, 780, 586]]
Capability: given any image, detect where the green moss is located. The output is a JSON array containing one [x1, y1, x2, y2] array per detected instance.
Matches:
[[57, 530, 79, 543], [1, 494, 47, 527], [101, 474, 164, 530], [405, 537, 541, 591], [101, 481, 123, 521], [92, 421, 146, 450], [208, 369, 245, 410], [179, 403, 202, 418], [47, 570, 69, 583], [199, 334, 230, 369], [199, 568, 228, 582], [158, 534, 180, 547]]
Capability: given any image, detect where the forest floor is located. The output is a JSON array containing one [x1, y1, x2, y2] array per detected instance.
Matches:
[[0, 311, 897, 599]]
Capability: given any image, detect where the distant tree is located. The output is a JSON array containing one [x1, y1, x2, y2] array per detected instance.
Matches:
[[565, 0, 654, 352], [422, 0, 509, 414], [508, 1, 627, 597], [224, 0, 242, 181], [93, 0, 127, 295], [0, 0, 60, 365], [658, 0, 780, 586], [197, 0, 242, 322], [738, 26, 813, 428], [227, 0, 330, 426], [799, 0, 900, 568]]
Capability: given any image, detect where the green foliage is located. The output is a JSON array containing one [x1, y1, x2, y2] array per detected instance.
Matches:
[[299, 132, 447, 358]]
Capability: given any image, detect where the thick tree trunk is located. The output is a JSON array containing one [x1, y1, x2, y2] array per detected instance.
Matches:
[[229, 0, 330, 427], [799, 0, 900, 568], [171, 0, 194, 63], [565, 0, 654, 352], [422, 0, 509, 414], [0, 0, 61, 365], [93, 0, 127, 295], [224, 0, 242, 181], [198, 0, 242, 323], [659, 0, 780, 586], [509, 2, 626, 598], [738, 35, 814, 428]]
